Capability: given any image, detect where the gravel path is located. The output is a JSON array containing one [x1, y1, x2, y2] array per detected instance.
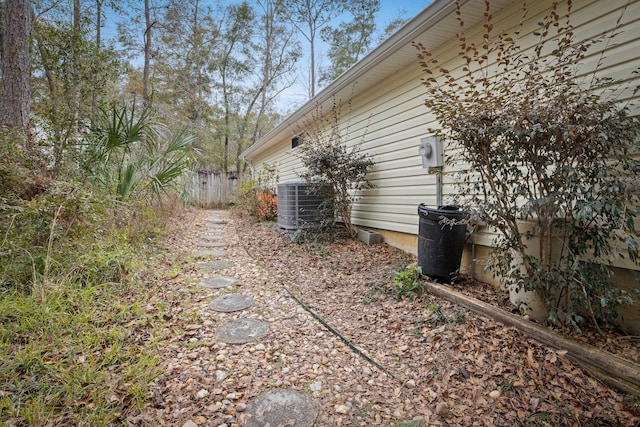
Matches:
[[131, 208, 639, 427]]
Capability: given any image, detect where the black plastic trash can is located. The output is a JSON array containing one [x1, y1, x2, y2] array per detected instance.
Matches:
[[417, 204, 468, 282]]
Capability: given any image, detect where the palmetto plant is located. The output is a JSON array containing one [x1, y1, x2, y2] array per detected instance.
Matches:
[[84, 104, 197, 200]]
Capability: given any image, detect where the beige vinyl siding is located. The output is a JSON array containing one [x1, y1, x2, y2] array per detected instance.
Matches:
[[340, 61, 433, 231], [354, 0, 640, 233], [247, 0, 640, 247], [251, 140, 303, 182]]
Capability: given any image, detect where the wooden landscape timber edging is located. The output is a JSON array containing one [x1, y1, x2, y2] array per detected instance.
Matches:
[[423, 282, 640, 397]]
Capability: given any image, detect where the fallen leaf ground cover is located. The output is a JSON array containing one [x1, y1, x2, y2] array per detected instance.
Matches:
[[448, 277, 640, 366], [133, 208, 639, 426], [235, 215, 640, 426]]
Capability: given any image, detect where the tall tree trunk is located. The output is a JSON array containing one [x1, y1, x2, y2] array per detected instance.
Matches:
[[96, 0, 103, 48], [33, 22, 67, 169], [309, 21, 315, 98], [92, 0, 103, 120], [192, 0, 202, 124], [71, 0, 81, 126], [223, 90, 229, 174], [0, 2, 4, 64], [143, 0, 152, 108], [0, 0, 32, 140]]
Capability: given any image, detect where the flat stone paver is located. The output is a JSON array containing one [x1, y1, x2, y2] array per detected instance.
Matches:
[[200, 235, 223, 241], [197, 249, 229, 257], [197, 211, 317, 424], [216, 318, 268, 344], [196, 242, 226, 248], [199, 261, 232, 270], [199, 276, 236, 289], [209, 293, 254, 312], [206, 218, 227, 224], [243, 389, 318, 427]]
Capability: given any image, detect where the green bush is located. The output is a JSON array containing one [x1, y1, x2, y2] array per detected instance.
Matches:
[[0, 130, 50, 202], [83, 104, 197, 202]]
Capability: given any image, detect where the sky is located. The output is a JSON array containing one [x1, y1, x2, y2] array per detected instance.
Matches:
[[279, 0, 433, 110], [103, 0, 433, 110], [379, 0, 431, 24]]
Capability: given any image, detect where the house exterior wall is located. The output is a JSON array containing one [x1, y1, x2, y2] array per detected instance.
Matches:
[[246, 0, 640, 332], [250, 0, 640, 239]]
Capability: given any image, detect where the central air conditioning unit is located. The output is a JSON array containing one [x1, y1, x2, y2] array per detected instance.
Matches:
[[277, 181, 331, 230]]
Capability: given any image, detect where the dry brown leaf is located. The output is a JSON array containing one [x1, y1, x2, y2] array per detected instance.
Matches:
[[526, 348, 539, 369]]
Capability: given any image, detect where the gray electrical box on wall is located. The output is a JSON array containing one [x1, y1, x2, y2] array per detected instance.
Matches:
[[419, 136, 443, 169]]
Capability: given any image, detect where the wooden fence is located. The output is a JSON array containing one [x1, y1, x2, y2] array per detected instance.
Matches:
[[188, 171, 245, 208]]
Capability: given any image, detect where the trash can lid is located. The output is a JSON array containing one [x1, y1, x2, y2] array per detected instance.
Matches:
[[418, 204, 468, 220]]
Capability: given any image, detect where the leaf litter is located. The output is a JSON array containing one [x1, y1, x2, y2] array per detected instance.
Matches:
[[127, 209, 640, 426]]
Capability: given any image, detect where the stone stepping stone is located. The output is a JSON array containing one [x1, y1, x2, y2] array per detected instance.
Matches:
[[197, 249, 229, 257], [216, 318, 268, 344], [199, 276, 236, 289], [199, 261, 232, 270], [209, 293, 254, 312], [200, 235, 223, 241], [244, 389, 318, 427], [196, 242, 226, 248], [206, 218, 227, 224]]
